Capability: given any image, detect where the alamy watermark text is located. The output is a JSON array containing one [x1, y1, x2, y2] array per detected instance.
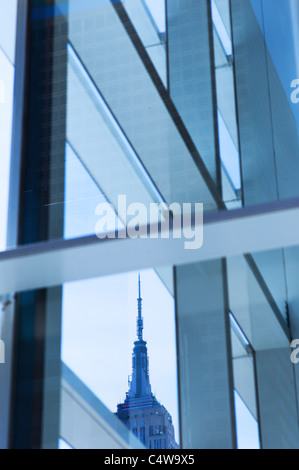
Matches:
[[95, 196, 204, 250], [291, 79, 299, 104]]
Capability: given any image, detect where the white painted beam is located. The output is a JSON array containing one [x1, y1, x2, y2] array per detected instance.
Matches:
[[1, 199, 299, 295]]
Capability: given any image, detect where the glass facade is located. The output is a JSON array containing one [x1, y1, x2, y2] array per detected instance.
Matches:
[[0, 0, 299, 450]]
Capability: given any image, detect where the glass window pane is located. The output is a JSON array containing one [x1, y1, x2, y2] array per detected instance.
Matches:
[[234, 390, 260, 450], [231, 0, 299, 205], [230, 312, 261, 448], [20, 0, 218, 249], [60, 268, 180, 449], [122, 0, 167, 85], [0, 0, 18, 64], [167, 0, 220, 186]]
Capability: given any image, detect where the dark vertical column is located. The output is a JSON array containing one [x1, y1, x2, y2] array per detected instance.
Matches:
[[175, 260, 236, 449], [0, 0, 29, 450], [0, 294, 16, 449], [166, 0, 221, 194], [9, 0, 68, 449]]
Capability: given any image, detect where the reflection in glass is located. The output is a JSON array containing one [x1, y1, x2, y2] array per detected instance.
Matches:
[[61, 269, 179, 449]]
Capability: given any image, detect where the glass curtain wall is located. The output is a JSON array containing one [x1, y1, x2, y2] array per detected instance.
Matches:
[[2, 0, 299, 449]]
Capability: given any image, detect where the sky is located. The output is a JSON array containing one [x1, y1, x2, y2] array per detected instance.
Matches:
[[61, 268, 180, 441]]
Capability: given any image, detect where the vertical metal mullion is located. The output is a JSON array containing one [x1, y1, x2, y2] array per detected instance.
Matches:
[[221, 258, 238, 449], [164, 0, 170, 93], [206, 0, 223, 200], [252, 348, 263, 450], [173, 266, 183, 449], [7, 0, 30, 250], [228, 0, 245, 207], [6, 0, 30, 450]]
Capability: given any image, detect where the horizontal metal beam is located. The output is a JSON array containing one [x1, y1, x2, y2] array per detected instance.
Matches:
[[1, 198, 299, 295]]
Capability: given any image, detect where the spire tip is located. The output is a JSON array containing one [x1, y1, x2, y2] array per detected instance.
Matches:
[[137, 273, 143, 340], [138, 273, 141, 299]]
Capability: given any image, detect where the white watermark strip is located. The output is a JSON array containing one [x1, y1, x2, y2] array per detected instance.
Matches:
[[291, 79, 299, 103], [95, 197, 204, 251], [0, 339, 5, 364], [290, 339, 299, 363]]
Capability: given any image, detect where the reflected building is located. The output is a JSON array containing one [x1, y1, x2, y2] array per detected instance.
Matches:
[[116, 276, 178, 449]]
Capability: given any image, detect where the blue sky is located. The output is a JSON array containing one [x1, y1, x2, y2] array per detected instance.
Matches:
[[61, 268, 180, 440]]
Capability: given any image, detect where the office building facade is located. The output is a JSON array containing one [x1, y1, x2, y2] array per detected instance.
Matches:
[[0, 0, 299, 449]]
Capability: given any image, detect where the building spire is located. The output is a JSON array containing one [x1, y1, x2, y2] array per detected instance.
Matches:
[[137, 273, 143, 341], [117, 273, 154, 401]]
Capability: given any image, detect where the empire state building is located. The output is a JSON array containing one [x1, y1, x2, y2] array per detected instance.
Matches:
[[116, 275, 178, 449]]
